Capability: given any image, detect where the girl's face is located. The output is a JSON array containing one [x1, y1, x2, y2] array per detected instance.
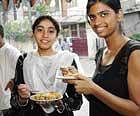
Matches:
[[33, 19, 57, 51], [88, 2, 122, 38]]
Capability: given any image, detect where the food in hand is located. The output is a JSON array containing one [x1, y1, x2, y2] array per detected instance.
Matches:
[[60, 66, 78, 77]]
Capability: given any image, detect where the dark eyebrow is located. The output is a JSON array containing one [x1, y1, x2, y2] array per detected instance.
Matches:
[[48, 27, 56, 30], [98, 10, 111, 14], [89, 10, 112, 16], [36, 25, 44, 29], [36, 25, 55, 30]]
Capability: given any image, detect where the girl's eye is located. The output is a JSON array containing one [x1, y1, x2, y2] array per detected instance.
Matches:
[[99, 12, 109, 17], [49, 30, 55, 33], [88, 15, 96, 21], [37, 28, 43, 32]]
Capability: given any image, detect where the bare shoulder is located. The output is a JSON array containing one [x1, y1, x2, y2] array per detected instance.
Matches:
[[128, 49, 140, 77], [129, 50, 140, 63], [128, 50, 140, 105]]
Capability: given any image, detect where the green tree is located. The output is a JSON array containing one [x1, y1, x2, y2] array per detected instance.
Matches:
[[4, 18, 32, 42], [130, 33, 140, 41], [34, 3, 50, 16]]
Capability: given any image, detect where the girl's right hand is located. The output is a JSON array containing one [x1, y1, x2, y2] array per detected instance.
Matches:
[[17, 84, 30, 99]]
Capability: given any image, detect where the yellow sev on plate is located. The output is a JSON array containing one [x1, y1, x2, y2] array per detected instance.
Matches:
[[30, 91, 63, 102]]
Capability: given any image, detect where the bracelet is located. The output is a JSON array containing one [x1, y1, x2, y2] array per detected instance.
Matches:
[[19, 95, 29, 100], [17, 95, 29, 107]]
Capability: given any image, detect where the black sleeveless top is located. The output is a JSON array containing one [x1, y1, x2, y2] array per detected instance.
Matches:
[[86, 40, 140, 116]]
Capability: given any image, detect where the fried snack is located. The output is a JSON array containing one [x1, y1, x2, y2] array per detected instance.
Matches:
[[60, 67, 69, 76], [60, 66, 78, 77]]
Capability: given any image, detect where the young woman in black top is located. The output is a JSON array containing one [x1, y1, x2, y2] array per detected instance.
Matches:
[[64, 0, 140, 116]]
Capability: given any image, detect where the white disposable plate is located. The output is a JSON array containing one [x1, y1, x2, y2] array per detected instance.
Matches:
[[56, 76, 77, 80]]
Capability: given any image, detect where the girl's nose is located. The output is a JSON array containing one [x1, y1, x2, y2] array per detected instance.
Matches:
[[43, 30, 49, 37]]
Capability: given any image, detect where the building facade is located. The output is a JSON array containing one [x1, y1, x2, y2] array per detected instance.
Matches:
[[121, 0, 140, 35], [58, 0, 140, 57], [0, 0, 140, 57], [59, 0, 89, 56]]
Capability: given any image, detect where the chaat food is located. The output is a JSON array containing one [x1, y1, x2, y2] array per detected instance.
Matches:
[[60, 66, 78, 77], [30, 92, 62, 102]]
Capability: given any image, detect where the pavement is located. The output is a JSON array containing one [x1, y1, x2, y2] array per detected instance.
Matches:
[[74, 56, 96, 116]]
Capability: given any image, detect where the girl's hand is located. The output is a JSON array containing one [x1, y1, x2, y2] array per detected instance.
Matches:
[[60, 66, 78, 76], [64, 74, 95, 95], [5, 79, 14, 91], [18, 84, 30, 99]]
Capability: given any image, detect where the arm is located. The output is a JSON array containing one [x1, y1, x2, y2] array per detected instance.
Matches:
[[10, 84, 31, 110], [128, 50, 140, 115], [10, 55, 33, 110], [70, 50, 140, 116], [8, 46, 21, 71], [64, 84, 83, 111], [6, 46, 21, 87]]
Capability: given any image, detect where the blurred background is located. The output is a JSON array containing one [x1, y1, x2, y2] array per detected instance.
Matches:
[[0, 0, 140, 59]]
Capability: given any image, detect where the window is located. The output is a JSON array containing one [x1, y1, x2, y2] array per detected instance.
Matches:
[[67, 0, 77, 8], [62, 26, 69, 37], [79, 23, 87, 39], [71, 24, 77, 37]]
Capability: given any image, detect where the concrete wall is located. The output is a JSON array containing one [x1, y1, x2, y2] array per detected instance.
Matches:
[[123, 12, 140, 35], [67, 0, 87, 16], [121, 0, 136, 11], [86, 24, 98, 59], [121, 0, 140, 35]]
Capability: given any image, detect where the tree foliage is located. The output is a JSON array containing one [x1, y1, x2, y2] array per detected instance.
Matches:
[[34, 3, 50, 16], [4, 18, 32, 42], [129, 33, 140, 41], [3, 1, 51, 42]]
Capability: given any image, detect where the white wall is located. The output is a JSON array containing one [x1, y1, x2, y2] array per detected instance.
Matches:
[[86, 24, 99, 59], [124, 12, 140, 35], [67, 0, 87, 16]]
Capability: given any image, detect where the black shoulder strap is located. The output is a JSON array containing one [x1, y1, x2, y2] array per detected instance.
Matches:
[[14, 53, 27, 85], [71, 59, 78, 69], [119, 40, 140, 64], [116, 40, 140, 77], [95, 47, 105, 65], [126, 40, 140, 57]]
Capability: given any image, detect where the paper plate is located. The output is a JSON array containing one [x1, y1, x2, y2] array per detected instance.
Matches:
[[56, 76, 77, 80], [30, 92, 63, 102]]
